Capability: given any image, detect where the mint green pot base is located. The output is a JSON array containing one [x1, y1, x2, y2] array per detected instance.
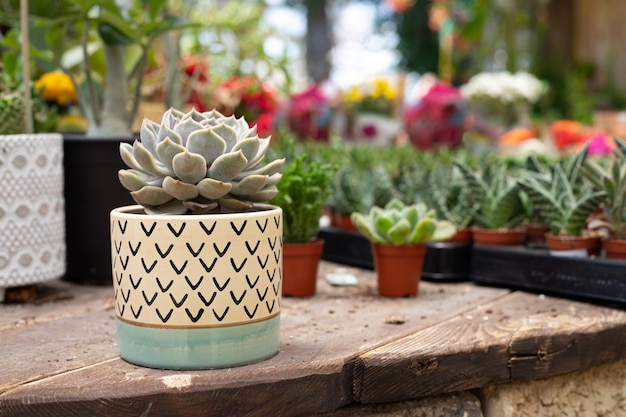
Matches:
[[116, 315, 280, 370]]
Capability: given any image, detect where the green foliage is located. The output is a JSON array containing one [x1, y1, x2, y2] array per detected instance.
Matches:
[[518, 153, 606, 237], [423, 162, 476, 228], [577, 137, 626, 239], [270, 153, 337, 243], [454, 159, 524, 229], [351, 198, 456, 245]]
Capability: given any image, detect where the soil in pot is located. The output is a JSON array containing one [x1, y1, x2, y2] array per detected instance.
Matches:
[[371, 243, 427, 297], [282, 239, 325, 297]]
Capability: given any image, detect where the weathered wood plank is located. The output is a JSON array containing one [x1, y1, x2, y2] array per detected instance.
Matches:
[[0, 262, 509, 417], [355, 291, 626, 404]]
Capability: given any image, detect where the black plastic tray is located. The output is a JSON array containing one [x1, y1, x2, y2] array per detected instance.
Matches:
[[318, 227, 472, 281], [471, 246, 626, 304]]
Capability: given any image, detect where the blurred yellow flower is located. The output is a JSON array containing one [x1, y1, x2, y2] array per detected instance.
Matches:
[[35, 71, 77, 106], [343, 77, 397, 116]]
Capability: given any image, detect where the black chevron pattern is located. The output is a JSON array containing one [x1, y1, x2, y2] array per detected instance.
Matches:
[[111, 209, 282, 327]]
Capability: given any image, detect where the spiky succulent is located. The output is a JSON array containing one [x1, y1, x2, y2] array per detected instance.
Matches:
[[0, 91, 26, 134], [118, 108, 285, 214]]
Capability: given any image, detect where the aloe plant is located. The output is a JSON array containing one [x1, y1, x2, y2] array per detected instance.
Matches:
[[517, 153, 606, 237], [453, 160, 524, 229], [577, 137, 626, 239], [351, 198, 456, 245]]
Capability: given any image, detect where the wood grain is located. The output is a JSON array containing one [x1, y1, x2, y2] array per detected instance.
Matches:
[[0, 262, 509, 417], [355, 291, 626, 404]]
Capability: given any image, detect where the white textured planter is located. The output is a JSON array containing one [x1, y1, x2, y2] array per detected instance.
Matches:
[[110, 204, 283, 369], [353, 113, 401, 145], [0, 134, 66, 302]]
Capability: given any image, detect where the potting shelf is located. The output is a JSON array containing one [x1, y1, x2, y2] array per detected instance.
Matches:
[[3, 260, 626, 417]]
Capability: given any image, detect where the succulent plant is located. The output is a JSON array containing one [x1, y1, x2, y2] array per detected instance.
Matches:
[[351, 198, 457, 245], [118, 107, 285, 214], [0, 91, 26, 135]]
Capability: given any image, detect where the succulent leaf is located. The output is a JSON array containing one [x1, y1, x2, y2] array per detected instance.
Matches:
[[156, 137, 186, 172], [131, 186, 174, 206], [230, 174, 269, 195], [132, 140, 168, 176], [118, 169, 149, 191], [197, 178, 233, 199], [163, 176, 199, 201], [209, 150, 248, 181], [172, 150, 207, 184], [186, 130, 227, 165]]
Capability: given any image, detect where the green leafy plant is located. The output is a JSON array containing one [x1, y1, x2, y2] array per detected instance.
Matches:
[[577, 137, 626, 239], [517, 153, 606, 237], [454, 160, 524, 229], [118, 107, 285, 215], [351, 198, 456, 245], [0, 0, 194, 136], [270, 153, 337, 243]]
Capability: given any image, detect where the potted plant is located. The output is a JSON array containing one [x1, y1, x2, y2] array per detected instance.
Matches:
[[517, 153, 606, 257], [420, 164, 476, 280], [453, 159, 526, 246], [577, 137, 626, 259], [0, 0, 196, 284], [270, 151, 337, 297], [110, 107, 285, 369], [0, 66, 66, 303], [326, 162, 395, 232], [351, 198, 456, 297]]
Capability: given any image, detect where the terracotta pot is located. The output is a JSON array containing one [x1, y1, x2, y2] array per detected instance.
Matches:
[[471, 227, 526, 247], [525, 223, 550, 246], [332, 212, 359, 233], [282, 239, 325, 297], [602, 237, 626, 260], [371, 243, 427, 297], [545, 233, 601, 257], [446, 227, 473, 244]]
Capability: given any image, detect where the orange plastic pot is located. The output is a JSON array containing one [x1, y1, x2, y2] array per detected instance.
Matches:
[[471, 227, 526, 247], [371, 243, 427, 297], [545, 233, 601, 257], [602, 238, 626, 260], [282, 239, 325, 297]]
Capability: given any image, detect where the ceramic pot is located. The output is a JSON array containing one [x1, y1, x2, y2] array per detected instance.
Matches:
[[0, 134, 66, 302], [545, 233, 601, 258], [282, 239, 324, 297], [110, 204, 283, 369], [352, 113, 401, 145], [371, 243, 427, 297], [602, 238, 626, 260], [471, 227, 526, 247]]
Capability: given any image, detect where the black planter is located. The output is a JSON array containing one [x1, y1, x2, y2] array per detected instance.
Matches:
[[421, 242, 472, 281], [63, 134, 135, 285]]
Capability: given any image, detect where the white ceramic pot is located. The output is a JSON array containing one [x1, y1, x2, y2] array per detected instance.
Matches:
[[352, 113, 401, 145], [0, 134, 66, 301], [110, 204, 283, 369]]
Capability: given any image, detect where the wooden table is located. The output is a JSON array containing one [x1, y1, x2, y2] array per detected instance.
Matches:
[[2, 261, 626, 417]]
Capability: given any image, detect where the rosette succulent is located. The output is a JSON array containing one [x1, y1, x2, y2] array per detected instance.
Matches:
[[118, 108, 285, 214]]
